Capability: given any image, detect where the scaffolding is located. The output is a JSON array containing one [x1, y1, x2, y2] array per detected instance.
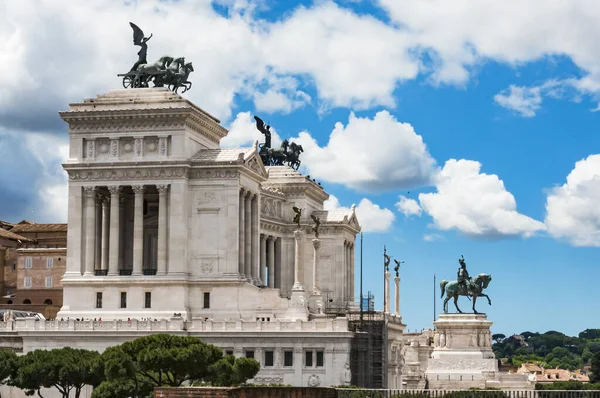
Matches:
[[347, 292, 388, 389]]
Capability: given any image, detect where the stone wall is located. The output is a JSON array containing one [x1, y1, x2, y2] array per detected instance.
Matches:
[[155, 387, 337, 398]]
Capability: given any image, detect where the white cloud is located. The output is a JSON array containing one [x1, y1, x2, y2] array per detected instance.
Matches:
[[221, 111, 282, 148], [545, 154, 600, 246], [395, 195, 422, 217], [423, 233, 444, 242], [418, 159, 546, 238], [292, 111, 436, 191], [494, 85, 543, 117], [251, 75, 311, 114], [324, 195, 395, 233]]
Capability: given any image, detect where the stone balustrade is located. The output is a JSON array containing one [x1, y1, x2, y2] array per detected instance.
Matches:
[[0, 317, 349, 333]]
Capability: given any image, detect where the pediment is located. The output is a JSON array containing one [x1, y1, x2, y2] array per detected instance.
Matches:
[[243, 152, 268, 179]]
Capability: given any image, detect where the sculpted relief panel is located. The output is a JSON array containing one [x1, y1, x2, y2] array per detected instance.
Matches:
[[82, 136, 168, 161]]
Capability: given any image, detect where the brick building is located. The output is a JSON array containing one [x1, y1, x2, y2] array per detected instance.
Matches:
[[0, 221, 67, 317]]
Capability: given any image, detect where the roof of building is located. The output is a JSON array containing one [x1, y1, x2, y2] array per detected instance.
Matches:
[[311, 209, 355, 223], [0, 220, 14, 230], [0, 228, 30, 242], [10, 223, 67, 233], [519, 363, 544, 373], [191, 148, 250, 163]]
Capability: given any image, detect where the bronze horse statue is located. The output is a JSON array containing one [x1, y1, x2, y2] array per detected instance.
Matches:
[[440, 273, 492, 314]]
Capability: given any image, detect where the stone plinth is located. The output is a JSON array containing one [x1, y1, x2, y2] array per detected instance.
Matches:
[[425, 313, 533, 390], [426, 313, 498, 389]]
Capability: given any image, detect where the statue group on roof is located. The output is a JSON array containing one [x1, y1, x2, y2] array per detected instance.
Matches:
[[118, 22, 194, 94], [254, 116, 303, 170]]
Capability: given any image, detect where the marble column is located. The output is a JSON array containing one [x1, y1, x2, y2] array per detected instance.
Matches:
[[292, 230, 304, 291], [107, 186, 121, 276], [238, 189, 245, 278], [132, 185, 145, 276], [251, 195, 260, 285], [94, 196, 102, 270], [101, 198, 110, 271], [274, 237, 281, 289], [244, 192, 252, 281], [260, 235, 267, 286], [83, 186, 96, 276], [119, 196, 126, 271], [350, 243, 355, 302], [384, 270, 391, 314], [394, 276, 400, 317], [312, 239, 321, 294], [268, 236, 275, 288], [157, 184, 169, 275]]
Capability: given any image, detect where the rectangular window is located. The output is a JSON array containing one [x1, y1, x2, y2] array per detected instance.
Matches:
[[144, 292, 151, 309], [316, 351, 324, 367], [24, 277, 32, 289], [12, 264, 15, 271], [264, 350, 274, 367], [245, 350, 254, 359], [96, 292, 102, 308], [226, 350, 234, 356], [45, 276, 53, 288], [46, 257, 53, 268], [120, 292, 127, 309], [305, 351, 313, 367], [284, 350, 293, 367], [24, 257, 32, 269], [203, 292, 210, 309]]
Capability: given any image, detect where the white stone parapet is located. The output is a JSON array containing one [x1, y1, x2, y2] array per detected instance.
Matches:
[[0, 316, 349, 333]]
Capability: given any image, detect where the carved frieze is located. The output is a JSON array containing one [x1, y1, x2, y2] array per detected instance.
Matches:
[[254, 376, 284, 384], [196, 192, 217, 206], [307, 374, 320, 387], [68, 168, 186, 181], [121, 138, 134, 154], [200, 259, 216, 274], [188, 170, 239, 180], [134, 138, 143, 157], [86, 140, 95, 159], [110, 139, 119, 157], [158, 136, 168, 156], [146, 138, 158, 153]]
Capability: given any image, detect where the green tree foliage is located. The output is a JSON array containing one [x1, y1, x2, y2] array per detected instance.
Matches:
[[492, 334, 506, 343], [92, 334, 259, 398], [11, 348, 102, 398], [492, 328, 600, 371], [590, 351, 600, 383], [0, 349, 18, 385]]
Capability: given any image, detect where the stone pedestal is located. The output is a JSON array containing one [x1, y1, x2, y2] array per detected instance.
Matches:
[[384, 271, 390, 314], [309, 239, 323, 314], [425, 313, 531, 390], [287, 230, 308, 321]]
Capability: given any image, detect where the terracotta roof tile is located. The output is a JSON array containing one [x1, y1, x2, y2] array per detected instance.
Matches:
[[10, 223, 67, 233], [311, 209, 353, 223], [0, 229, 30, 242]]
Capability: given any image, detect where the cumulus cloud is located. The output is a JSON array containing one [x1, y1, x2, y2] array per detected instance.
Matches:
[[545, 154, 600, 246], [293, 111, 436, 191], [423, 233, 444, 242], [324, 195, 395, 233], [494, 85, 543, 117], [221, 111, 283, 148], [418, 159, 546, 238], [395, 195, 422, 217]]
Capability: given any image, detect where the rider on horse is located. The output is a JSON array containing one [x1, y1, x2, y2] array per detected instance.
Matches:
[[457, 256, 475, 296]]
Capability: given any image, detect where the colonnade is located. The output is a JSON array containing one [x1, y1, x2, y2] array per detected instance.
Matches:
[[238, 189, 261, 284], [82, 184, 169, 277], [260, 234, 282, 288]]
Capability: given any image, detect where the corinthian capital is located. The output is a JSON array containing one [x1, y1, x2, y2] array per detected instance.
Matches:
[[83, 186, 96, 197], [108, 186, 122, 196], [156, 184, 169, 194], [132, 185, 146, 195]]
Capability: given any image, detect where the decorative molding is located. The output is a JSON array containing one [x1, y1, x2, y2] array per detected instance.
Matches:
[[83, 186, 96, 197], [196, 192, 217, 206], [307, 374, 321, 387], [156, 184, 169, 194], [68, 168, 187, 181], [200, 259, 216, 274], [131, 185, 146, 195], [134, 138, 143, 157], [107, 186, 122, 196], [146, 138, 158, 153], [121, 139, 134, 154], [110, 139, 119, 157], [158, 136, 168, 156], [188, 170, 239, 180], [254, 376, 284, 384], [86, 140, 95, 159]]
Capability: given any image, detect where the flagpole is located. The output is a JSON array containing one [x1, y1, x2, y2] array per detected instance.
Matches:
[[433, 273, 436, 324]]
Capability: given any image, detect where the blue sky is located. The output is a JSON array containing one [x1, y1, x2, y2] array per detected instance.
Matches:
[[1, 0, 599, 337]]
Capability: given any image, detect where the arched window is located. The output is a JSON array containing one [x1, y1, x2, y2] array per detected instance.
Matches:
[[7, 300, 12, 304], [44, 299, 53, 305], [23, 299, 31, 305]]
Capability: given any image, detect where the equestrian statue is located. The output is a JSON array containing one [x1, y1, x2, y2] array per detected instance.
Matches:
[[440, 256, 492, 314], [118, 23, 194, 93], [254, 116, 304, 170]]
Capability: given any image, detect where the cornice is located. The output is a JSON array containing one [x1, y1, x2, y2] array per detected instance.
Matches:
[[66, 167, 188, 182]]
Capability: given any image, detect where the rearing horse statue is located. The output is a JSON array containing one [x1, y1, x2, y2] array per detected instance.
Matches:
[[440, 273, 492, 314]]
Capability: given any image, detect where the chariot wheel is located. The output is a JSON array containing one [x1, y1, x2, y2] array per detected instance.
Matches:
[[122, 75, 134, 89]]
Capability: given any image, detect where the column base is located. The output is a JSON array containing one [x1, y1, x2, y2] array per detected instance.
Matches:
[[286, 289, 309, 321], [292, 282, 305, 292]]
